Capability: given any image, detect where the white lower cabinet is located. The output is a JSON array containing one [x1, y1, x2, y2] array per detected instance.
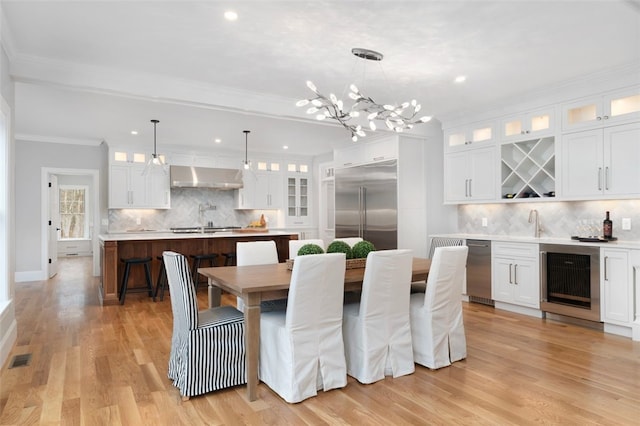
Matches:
[[601, 248, 632, 327], [492, 242, 540, 309]]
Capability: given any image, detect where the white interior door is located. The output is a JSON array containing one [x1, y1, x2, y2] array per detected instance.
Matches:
[[48, 174, 59, 278]]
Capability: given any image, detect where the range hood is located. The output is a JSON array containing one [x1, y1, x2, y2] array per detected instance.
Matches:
[[170, 165, 243, 190]]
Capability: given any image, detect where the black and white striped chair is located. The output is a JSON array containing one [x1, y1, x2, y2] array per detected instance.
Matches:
[[163, 251, 246, 400]]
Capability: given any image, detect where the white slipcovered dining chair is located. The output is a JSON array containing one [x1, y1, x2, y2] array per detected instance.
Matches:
[[333, 237, 363, 248], [259, 253, 347, 403], [289, 239, 325, 259], [236, 240, 280, 312], [410, 246, 469, 369], [342, 249, 414, 384], [163, 251, 246, 399]]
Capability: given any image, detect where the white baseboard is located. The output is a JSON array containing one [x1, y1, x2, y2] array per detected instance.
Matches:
[[14, 270, 46, 282], [604, 323, 633, 339], [494, 301, 544, 318], [0, 302, 17, 369]]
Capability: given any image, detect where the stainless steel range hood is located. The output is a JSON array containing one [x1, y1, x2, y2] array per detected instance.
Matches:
[[170, 165, 243, 190]]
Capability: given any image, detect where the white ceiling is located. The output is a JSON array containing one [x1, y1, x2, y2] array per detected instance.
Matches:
[[3, 0, 640, 156]]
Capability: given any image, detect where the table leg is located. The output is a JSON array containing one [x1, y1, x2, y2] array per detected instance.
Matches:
[[208, 278, 221, 308], [244, 293, 261, 401]]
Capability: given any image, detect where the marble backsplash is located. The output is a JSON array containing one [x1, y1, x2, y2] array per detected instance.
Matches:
[[457, 199, 640, 241], [108, 188, 281, 232]]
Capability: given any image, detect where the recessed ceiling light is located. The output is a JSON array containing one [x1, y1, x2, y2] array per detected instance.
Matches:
[[224, 10, 238, 21], [283, 145, 289, 150], [454, 75, 467, 84], [214, 138, 221, 144], [131, 130, 138, 135]]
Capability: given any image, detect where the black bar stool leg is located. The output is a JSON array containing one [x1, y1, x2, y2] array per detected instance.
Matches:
[[120, 263, 131, 305]]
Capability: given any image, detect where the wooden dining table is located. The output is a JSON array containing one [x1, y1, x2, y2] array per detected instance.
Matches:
[[198, 257, 431, 401]]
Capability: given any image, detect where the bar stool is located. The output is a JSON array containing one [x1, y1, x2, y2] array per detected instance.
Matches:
[[222, 252, 236, 266], [190, 253, 219, 291], [154, 255, 169, 302], [119, 257, 154, 305]]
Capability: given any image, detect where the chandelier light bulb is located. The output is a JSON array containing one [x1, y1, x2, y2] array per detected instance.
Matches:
[[420, 116, 432, 123], [296, 99, 309, 107], [414, 104, 422, 112], [351, 134, 358, 142], [348, 92, 359, 100], [349, 84, 359, 93], [316, 114, 326, 120], [306, 81, 317, 92], [369, 121, 377, 131], [307, 106, 318, 114]]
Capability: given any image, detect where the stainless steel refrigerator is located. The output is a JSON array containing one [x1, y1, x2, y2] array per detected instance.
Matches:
[[334, 159, 397, 250]]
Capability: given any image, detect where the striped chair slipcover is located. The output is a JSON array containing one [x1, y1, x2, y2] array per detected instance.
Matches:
[[163, 251, 246, 399]]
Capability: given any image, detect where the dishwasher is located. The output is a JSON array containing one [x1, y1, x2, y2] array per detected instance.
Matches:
[[466, 239, 493, 305]]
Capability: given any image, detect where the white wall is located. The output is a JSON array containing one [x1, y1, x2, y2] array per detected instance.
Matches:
[[0, 3, 18, 370], [14, 141, 107, 278]]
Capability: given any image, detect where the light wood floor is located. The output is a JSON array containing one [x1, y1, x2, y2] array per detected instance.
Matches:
[[1, 257, 639, 425]]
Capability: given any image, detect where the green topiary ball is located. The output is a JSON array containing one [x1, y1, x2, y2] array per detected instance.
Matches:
[[326, 240, 354, 259], [297, 243, 324, 256], [352, 240, 376, 259]]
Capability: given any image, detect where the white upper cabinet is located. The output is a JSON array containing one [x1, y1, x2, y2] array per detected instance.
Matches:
[[235, 170, 283, 210], [561, 122, 640, 199], [500, 107, 555, 142], [108, 149, 170, 209], [561, 86, 640, 132], [334, 138, 398, 167], [444, 121, 496, 152], [285, 175, 311, 226], [445, 146, 496, 203]]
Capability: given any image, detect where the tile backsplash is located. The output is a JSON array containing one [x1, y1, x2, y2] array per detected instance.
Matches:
[[108, 188, 280, 232], [458, 199, 640, 241]]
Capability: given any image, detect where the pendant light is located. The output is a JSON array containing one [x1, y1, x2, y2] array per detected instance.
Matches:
[[243, 130, 251, 170], [142, 119, 167, 175]]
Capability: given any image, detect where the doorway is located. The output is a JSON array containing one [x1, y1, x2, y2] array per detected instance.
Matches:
[[41, 168, 100, 278]]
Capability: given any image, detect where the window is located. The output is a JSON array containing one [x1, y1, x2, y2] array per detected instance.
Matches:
[[59, 185, 89, 239]]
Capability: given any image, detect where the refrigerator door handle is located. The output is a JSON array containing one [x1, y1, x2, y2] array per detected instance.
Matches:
[[361, 186, 367, 239]]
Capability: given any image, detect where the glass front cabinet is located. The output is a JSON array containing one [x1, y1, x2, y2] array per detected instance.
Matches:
[[286, 175, 310, 226]]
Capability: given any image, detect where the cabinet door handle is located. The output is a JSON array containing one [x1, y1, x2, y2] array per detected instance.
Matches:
[[509, 263, 513, 284], [603, 115, 609, 120], [514, 264, 518, 285], [604, 256, 608, 281], [605, 166, 609, 191], [597, 116, 602, 121], [598, 167, 602, 191], [468, 179, 473, 197], [464, 179, 468, 197]]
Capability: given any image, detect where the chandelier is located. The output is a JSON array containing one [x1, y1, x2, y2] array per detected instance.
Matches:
[[296, 48, 432, 141]]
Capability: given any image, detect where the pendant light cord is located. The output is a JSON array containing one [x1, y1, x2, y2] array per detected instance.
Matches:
[[243, 130, 250, 167], [151, 119, 159, 156]]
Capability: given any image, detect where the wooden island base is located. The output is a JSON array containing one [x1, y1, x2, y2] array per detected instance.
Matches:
[[99, 233, 297, 305]]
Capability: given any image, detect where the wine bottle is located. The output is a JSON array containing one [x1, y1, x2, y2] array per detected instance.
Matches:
[[603, 211, 613, 239]]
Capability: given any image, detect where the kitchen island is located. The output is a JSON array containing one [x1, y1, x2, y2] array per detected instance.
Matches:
[[98, 231, 298, 305]]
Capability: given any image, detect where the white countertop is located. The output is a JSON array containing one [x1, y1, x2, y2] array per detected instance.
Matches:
[[430, 233, 640, 250], [99, 230, 297, 242]]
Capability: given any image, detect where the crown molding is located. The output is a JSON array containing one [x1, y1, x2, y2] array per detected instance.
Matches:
[[9, 53, 316, 122], [16, 133, 104, 146], [440, 61, 640, 127]]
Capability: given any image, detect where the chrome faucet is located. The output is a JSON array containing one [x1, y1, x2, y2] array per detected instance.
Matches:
[[528, 209, 542, 238], [198, 203, 217, 232]]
